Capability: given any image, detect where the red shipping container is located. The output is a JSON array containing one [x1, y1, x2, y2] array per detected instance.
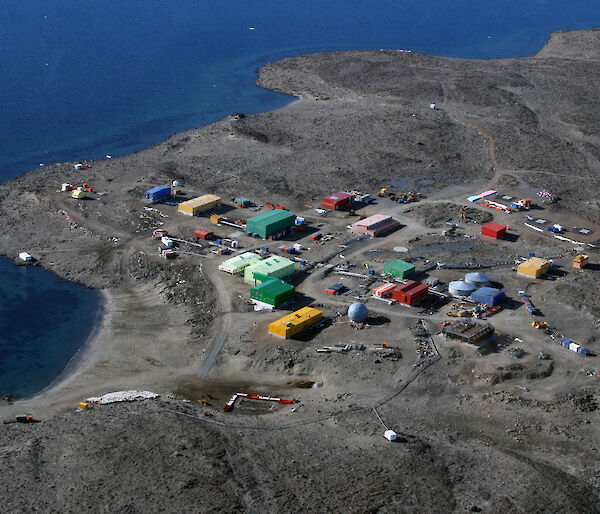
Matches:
[[481, 222, 506, 239], [392, 281, 428, 306]]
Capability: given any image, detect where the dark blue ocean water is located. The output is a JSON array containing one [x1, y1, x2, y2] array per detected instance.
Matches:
[[0, 259, 101, 398], [2, 1, 600, 398]]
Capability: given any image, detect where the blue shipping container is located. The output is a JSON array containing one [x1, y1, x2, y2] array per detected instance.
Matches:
[[145, 185, 171, 202], [578, 347, 590, 355]]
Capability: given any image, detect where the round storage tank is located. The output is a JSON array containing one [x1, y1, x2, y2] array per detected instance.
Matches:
[[465, 272, 491, 288], [348, 302, 369, 323], [448, 280, 476, 297]]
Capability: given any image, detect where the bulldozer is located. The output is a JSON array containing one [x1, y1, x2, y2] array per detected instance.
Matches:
[[532, 320, 548, 330]]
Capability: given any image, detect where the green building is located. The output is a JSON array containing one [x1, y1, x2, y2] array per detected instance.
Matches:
[[250, 276, 295, 307], [384, 259, 415, 278], [244, 255, 295, 284], [218, 252, 261, 274], [246, 210, 296, 239]]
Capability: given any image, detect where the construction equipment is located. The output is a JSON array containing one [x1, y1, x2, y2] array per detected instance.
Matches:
[[532, 320, 548, 330], [378, 188, 388, 197], [447, 309, 470, 317]]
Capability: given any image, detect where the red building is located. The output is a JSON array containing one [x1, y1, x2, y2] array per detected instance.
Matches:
[[193, 228, 215, 240], [481, 222, 506, 239], [321, 192, 353, 210], [392, 280, 428, 306]]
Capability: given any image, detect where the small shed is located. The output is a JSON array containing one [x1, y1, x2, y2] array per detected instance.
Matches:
[[321, 192, 353, 210], [481, 222, 506, 239], [72, 190, 86, 199], [384, 259, 415, 279], [471, 287, 505, 306], [326, 283, 345, 295], [19, 252, 32, 262]]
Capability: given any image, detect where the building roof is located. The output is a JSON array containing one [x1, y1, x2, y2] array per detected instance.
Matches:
[[518, 257, 550, 272], [354, 214, 391, 227], [247, 210, 295, 225], [251, 277, 295, 296], [395, 280, 427, 294], [323, 192, 353, 201], [385, 259, 415, 272], [482, 221, 506, 231], [221, 252, 261, 269], [146, 185, 171, 194], [180, 194, 221, 208], [245, 255, 294, 275], [271, 307, 322, 329]]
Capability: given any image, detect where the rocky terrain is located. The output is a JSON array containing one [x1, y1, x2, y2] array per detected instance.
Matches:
[[1, 29, 600, 512]]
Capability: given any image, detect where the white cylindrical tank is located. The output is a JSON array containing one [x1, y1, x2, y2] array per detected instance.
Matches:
[[448, 280, 475, 297], [465, 272, 491, 288]]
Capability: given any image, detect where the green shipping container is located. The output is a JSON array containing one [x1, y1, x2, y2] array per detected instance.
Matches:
[[250, 276, 295, 307], [246, 210, 296, 239], [384, 259, 415, 278]]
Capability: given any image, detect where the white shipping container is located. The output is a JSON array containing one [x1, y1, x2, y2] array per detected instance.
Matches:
[[293, 243, 302, 251], [161, 237, 173, 248], [569, 342, 580, 352]]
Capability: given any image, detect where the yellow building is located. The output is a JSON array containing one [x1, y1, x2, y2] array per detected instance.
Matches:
[[517, 257, 551, 278], [72, 189, 86, 199], [268, 307, 323, 338], [178, 194, 221, 216]]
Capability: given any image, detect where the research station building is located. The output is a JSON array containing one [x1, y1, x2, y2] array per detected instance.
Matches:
[[244, 255, 295, 284], [351, 214, 400, 237], [178, 194, 222, 216], [218, 252, 262, 274], [321, 192, 353, 210], [269, 307, 323, 338], [384, 259, 415, 279], [392, 280, 428, 306], [517, 257, 551, 278], [246, 210, 296, 239], [250, 277, 295, 307]]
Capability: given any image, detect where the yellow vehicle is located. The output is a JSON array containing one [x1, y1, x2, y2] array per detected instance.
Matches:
[[378, 188, 388, 197], [532, 320, 548, 329]]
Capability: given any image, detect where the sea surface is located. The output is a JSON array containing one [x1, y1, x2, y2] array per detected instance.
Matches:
[[2, 1, 600, 398]]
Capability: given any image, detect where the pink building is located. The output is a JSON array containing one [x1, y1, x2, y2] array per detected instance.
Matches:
[[351, 214, 400, 237]]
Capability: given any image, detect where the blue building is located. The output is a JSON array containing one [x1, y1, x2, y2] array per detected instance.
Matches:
[[471, 287, 505, 306], [145, 185, 171, 203]]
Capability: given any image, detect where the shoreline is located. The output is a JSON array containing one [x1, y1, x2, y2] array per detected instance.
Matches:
[[1, 28, 600, 415], [4, 290, 114, 415], [28, 289, 110, 401]]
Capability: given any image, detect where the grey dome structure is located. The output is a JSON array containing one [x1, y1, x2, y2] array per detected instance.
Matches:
[[465, 272, 491, 288], [448, 280, 476, 297], [348, 302, 369, 323]]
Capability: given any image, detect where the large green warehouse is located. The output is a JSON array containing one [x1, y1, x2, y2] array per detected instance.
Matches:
[[244, 256, 295, 284], [250, 275, 295, 307], [384, 259, 415, 278], [246, 210, 296, 239]]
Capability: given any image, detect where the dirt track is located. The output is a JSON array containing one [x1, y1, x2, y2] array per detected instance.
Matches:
[[1, 29, 600, 512]]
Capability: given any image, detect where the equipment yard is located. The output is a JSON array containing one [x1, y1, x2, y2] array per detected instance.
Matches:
[[1, 29, 600, 512]]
